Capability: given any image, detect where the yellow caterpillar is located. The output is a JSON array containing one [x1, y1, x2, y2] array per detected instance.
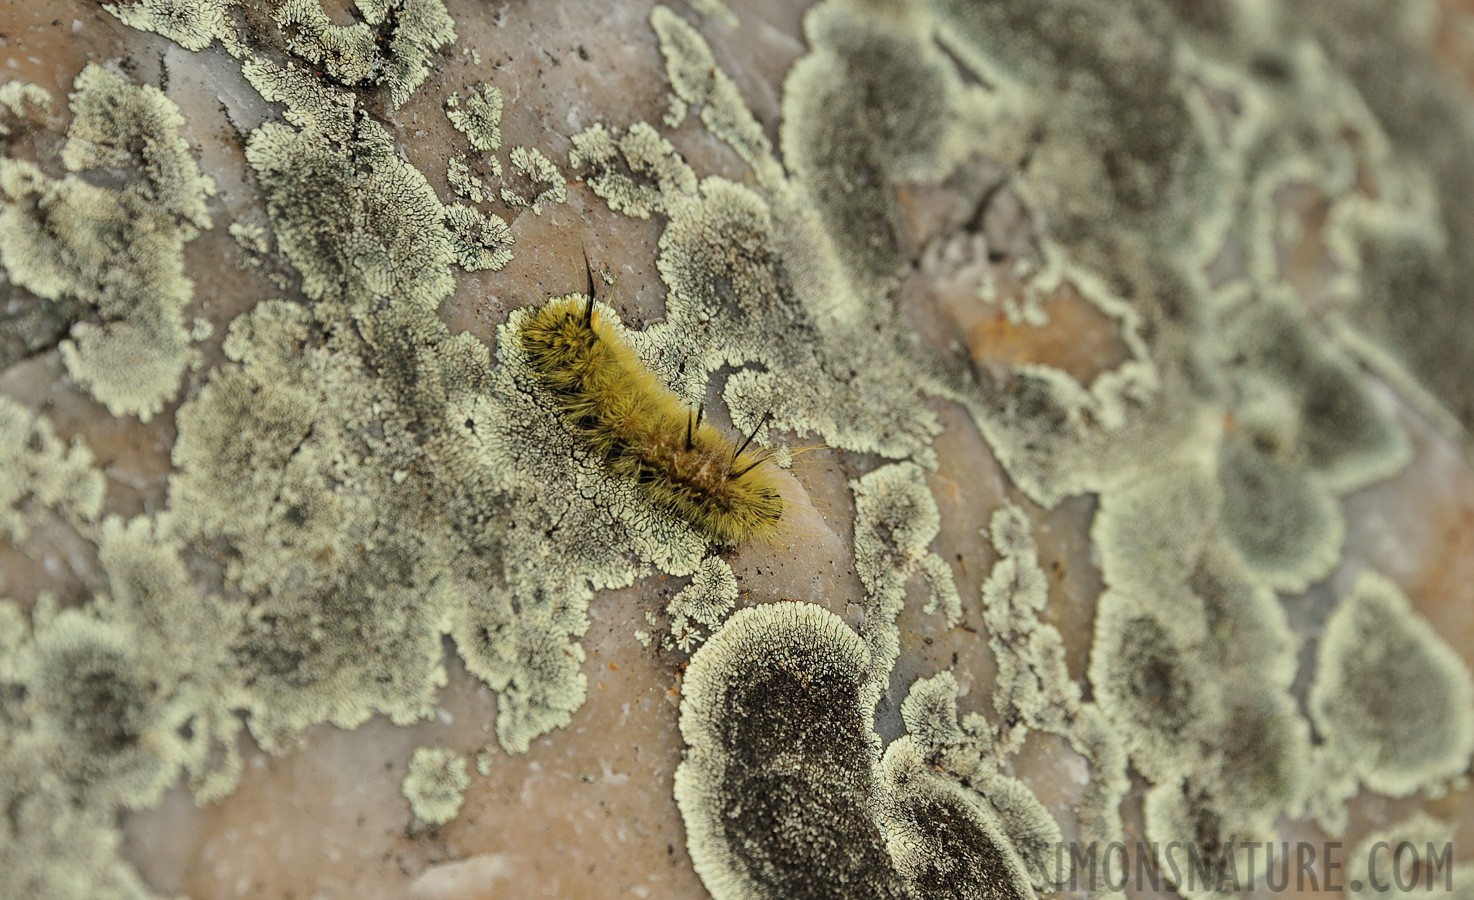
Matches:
[[519, 291, 784, 545]]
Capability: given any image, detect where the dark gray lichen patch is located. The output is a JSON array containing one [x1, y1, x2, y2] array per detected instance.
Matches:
[[879, 737, 1034, 900], [675, 601, 1039, 900], [675, 602, 909, 900]]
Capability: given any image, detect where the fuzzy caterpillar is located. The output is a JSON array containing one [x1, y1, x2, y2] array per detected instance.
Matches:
[[519, 292, 784, 544]]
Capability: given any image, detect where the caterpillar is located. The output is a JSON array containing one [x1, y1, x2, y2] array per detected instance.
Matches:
[[518, 274, 784, 545]]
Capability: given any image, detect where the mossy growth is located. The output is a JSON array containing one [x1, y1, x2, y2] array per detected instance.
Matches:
[[0, 66, 214, 419], [402, 746, 470, 827], [272, 0, 456, 107], [1309, 572, 1474, 814], [852, 463, 962, 683]]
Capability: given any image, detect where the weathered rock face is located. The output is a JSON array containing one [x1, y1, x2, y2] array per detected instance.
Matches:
[[1, 1, 1473, 899]]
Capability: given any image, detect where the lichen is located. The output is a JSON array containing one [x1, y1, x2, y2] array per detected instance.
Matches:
[[402, 746, 470, 827], [4, 0, 1474, 896], [501, 146, 566, 215], [666, 555, 738, 653], [0, 395, 105, 542], [272, 0, 456, 108], [675, 601, 1040, 900], [1090, 465, 1311, 894], [0, 66, 214, 420], [852, 463, 961, 682], [1090, 590, 1221, 783], [446, 83, 503, 153], [879, 736, 1035, 900], [674, 601, 907, 900], [1308, 572, 1474, 831], [897, 672, 1063, 891], [1346, 814, 1457, 900], [445, 203, 513, 272], [105, 0, 235, 53]]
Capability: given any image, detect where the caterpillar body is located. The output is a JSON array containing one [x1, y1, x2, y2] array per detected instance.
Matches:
[[519, 293, 784, 544]]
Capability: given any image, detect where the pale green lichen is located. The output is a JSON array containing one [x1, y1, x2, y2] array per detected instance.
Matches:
[[782, 0, 969, 290], [651, 6, 784, 191], [1308, 572, 1474, 831], [0, 66, 214, 420], [897, 671, 1063, 891], [5, 1, 1474, 897], [501, 146, 566, 215], [402, 746, 470, 827], [273, 0, 456, 108], [0, 395, 105, 542], [1346, 814, 1457, 900], [0, 763, 164, 900], [1089, 465, 1311, 896], [674, 601, 906, 900], [1090, 590, 1222, 783], [105, 0, 235, 52], [978, 504, 1079, 752], [447, 155, 494, 203], [24, 609, 180, 809], [0, 81, 53, 134], [878, 736, 1034, 900], [446, 83, 503, 153], [568, 121, 697, 220], [445, 204, 513, 272], [851, 463, 961, 683], [666, 555, 738, 653]]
